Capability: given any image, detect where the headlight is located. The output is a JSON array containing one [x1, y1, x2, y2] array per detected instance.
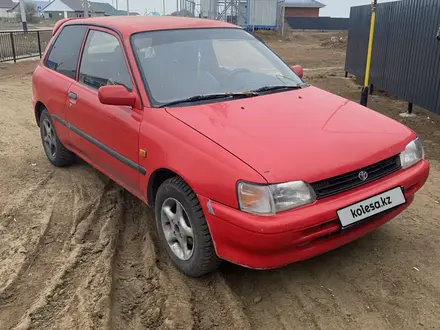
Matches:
[[237, 181, 316, 216], [400, 137, 424, 169]]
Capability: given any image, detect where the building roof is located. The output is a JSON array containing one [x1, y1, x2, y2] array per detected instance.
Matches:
[[89, 1, 112, 13], [8, 0, 50, 12], [0, 0, 15, 9], [63, 16, 237, 36], [90, 2, 138, 16], [42, 0, 138, 14], [283, 0, 326, 9], [90, 1, 120, 14], [62, 0, 106, 12], [42, 0, 72, 12], [43, 0, 107, 12]]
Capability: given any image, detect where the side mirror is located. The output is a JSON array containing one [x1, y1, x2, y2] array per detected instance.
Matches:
[[98, 85, 136, 107], [291, 65, 304, 79]]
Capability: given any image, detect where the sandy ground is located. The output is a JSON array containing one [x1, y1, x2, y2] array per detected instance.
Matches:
[[1, 32, 440, 330]]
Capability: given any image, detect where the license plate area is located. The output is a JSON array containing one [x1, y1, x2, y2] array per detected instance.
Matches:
[[337, 187, 406, 229]]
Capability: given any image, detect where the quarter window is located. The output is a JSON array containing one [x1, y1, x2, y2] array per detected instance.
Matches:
[[45, 25, 87, 79], [79, 30, 132, 91]]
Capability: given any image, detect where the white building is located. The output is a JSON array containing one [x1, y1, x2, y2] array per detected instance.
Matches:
[[240, 0, 278, 29], [199, 0, 278, 29], [0, 0, 15, 18]]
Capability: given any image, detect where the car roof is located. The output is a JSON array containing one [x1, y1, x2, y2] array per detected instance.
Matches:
[[64, 16, 239, 37]]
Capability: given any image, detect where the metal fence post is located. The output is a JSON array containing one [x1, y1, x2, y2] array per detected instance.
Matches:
[[10, 32, 16, 63], [360, 0, 377, 107], [37, 31, 42, 58]]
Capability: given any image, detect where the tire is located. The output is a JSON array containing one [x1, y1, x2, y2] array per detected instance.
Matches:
[[39, 109, 75, 167], [155, 177, 221, 277]]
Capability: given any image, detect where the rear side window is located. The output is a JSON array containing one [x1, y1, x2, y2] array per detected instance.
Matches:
[[45, 25, 87, 79], [79, 30, 132, 91]]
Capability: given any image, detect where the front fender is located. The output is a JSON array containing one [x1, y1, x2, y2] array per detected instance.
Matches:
[[138, 109, 266, 208]]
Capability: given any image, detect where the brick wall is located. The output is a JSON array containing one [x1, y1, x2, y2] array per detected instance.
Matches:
[[285, 7, 319, 18]]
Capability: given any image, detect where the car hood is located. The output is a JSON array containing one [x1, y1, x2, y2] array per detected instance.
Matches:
[[165, 86, 415, 183]]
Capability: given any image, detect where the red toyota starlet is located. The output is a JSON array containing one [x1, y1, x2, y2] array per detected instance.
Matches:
[[32, 16, 430, 277]]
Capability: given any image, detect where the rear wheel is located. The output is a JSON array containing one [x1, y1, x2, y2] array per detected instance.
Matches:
[[155, 177, 221, 277], [39, 109, 75, 167]]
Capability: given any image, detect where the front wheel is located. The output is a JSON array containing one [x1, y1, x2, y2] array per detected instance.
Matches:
[[154, 177, 221, 277], [39, 109, 75, 167]]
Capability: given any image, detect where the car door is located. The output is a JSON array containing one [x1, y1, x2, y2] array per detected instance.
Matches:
[[66, 27, 144, 193], [40, 25, 87, 145]]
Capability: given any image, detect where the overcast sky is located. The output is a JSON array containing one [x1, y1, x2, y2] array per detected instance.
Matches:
[[111, 0, 398, 18]]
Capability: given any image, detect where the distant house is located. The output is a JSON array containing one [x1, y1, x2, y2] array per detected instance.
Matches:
[[42, 0, 138, 19], [0, 0, 15, 17], [283, 0, 325, 18], [90, 2, 139, 16], [7, 0, 50, 17], [42, 0, 103, 19]]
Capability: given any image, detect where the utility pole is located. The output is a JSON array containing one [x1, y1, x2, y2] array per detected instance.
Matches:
[[360, 0, 377, 107], [126, 0, 130, 15], [176, 0, 179, 15], [163, 0, 166, 15], [19, 0, 27, 32], [83, 0, 89, 17]]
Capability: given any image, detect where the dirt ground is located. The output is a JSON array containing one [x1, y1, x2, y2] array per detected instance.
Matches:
[[1, 32, 440, 330]]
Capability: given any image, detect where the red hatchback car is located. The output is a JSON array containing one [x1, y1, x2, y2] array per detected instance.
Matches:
[[32, 16, 430, 277]]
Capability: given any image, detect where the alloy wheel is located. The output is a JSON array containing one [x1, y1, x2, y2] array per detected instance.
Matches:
[[160, 197, 194, 260], [42, 118, 57, 159]]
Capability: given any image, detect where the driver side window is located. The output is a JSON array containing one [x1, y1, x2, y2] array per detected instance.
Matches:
[[79, 30, 132, 91]]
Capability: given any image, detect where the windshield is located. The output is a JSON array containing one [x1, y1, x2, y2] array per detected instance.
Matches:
[[131, 28, 304, 107]]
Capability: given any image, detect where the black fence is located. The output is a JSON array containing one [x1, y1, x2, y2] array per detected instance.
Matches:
[[0, 29, 52, 63], [345, 0, 440, 115], [286, 17, 349, 31]]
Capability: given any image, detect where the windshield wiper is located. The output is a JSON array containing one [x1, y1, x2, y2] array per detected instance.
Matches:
[[250, 84, 305, 94], [158, 92, 258, 108]]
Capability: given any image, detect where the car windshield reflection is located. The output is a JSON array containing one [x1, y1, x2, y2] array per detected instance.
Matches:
[[131, 28, 304, 107]]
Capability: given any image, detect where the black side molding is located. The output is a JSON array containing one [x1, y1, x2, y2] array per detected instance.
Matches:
[[53, 114, 146, 175]]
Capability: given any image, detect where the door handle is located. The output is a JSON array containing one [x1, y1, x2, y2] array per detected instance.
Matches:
[[68, 92, 77, 101]]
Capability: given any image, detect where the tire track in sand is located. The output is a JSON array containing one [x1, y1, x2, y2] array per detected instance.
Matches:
[[12, 183, 124, 330], [109, 192, 168, 329], [0, 170, 77, 329], [183, 272, 252, 330], [1, 168, 252, 330], [0, 167, 108, 329], [110, 193, 251, 330]]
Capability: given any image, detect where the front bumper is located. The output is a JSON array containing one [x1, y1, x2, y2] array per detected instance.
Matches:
[[198, 160, 430, 269]]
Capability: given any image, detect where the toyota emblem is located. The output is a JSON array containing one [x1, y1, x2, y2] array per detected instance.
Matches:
[[358, 171, 369, 181]]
